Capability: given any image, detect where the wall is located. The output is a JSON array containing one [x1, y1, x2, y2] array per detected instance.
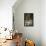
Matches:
[[0, 0, 46, 46], [13, 0, 41, 46], [41, 0, 46, 46], [0, 0, 16, 30]]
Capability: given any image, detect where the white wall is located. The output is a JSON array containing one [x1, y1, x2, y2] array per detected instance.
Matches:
[[0, 0, 46, 46], [13, 0, 41, 46], [41, 0, 46, 46], [0, 0, 16, 30]]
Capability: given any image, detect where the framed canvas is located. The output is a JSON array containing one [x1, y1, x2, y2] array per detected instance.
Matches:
[[24, 13, 34, 26]]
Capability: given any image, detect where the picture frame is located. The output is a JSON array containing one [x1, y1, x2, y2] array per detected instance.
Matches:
[[24, 13, 34, 26]]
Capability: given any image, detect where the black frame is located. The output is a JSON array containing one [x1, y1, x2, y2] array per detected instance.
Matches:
[[24, 13, 34, 26]]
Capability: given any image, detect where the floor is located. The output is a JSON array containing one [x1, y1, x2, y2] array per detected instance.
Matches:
[[0, 39, 16, 46], [0, 33, 23, 46]]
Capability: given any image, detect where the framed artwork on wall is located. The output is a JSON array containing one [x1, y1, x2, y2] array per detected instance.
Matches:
[[24, 13, 34, 26]]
